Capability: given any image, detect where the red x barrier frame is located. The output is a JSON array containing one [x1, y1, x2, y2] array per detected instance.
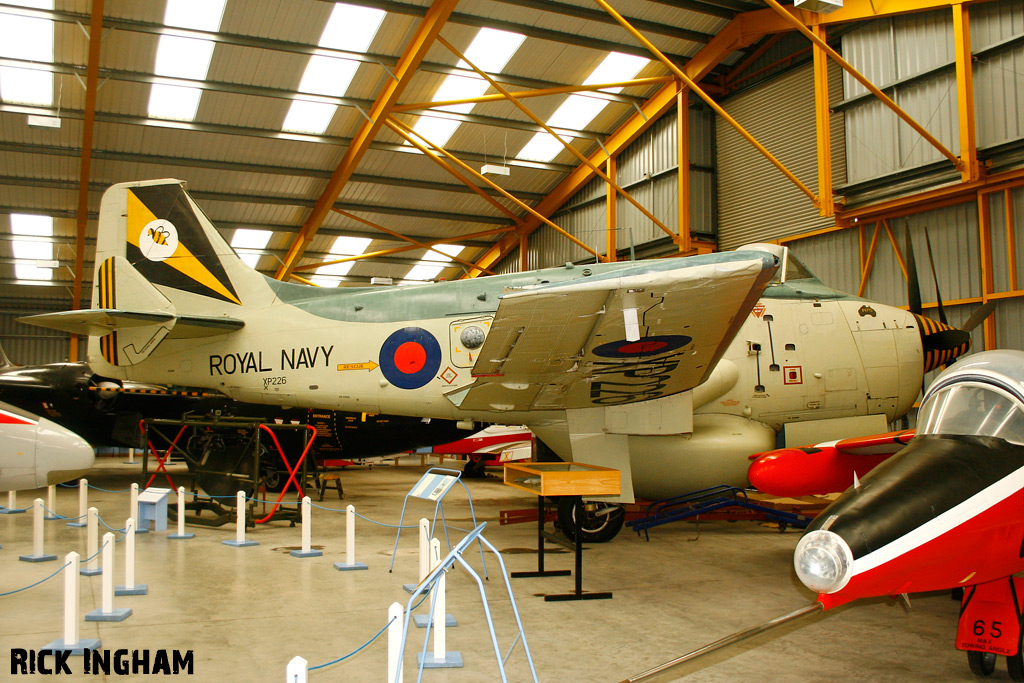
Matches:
[[140, 419, 185, 489], [254, 423, 317, 524]]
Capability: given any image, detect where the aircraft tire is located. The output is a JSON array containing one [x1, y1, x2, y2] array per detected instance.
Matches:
[[556, 497, 625, 544], [462, 457, 487, 479], [967, 651, 995, 676]]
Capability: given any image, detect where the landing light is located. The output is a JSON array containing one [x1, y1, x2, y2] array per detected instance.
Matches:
[[794, 530, 853, 594]]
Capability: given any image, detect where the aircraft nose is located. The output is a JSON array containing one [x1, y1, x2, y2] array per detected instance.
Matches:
[[795, 529, 854, 594], [35, 417, 95, 485], [913, 314, 971, 372]]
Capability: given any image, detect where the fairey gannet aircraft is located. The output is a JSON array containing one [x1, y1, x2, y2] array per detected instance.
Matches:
[[21, 179, 973, 540]]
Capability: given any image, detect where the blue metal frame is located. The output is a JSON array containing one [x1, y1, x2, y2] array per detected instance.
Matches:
[[388, 468, 487, 578], [395, 523, 538, 683]]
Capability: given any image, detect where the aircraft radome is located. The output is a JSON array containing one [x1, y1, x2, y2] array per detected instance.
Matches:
[[21, 179, 975, 541], [789, 350, 1024, 680], [0, 401, 95, 491]]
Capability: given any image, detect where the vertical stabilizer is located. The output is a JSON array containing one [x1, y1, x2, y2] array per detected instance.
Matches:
[[95, 179, 273, 314]]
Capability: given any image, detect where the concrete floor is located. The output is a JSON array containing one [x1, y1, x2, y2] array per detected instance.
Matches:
[[0, 458, 998, 682]]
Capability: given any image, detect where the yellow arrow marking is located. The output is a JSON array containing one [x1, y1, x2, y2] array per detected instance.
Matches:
[[337, 361, 379, 372]]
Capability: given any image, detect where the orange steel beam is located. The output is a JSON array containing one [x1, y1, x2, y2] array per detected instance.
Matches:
[[292, 226, 514, 271], [606, 156, 617, 261], [812, 24, 834, 218], [331, 208, 496, 276], [728, 46, 812, 90], [763, 0, 960, 170], [70, 0, 105, 362], [977, 190, 995, 348], [953, 4, 980, 183], [883, 219, 909, 281], [839, 168, 1024, 224], [858, 221, 883, 297], [595, 0, 818, 204], [677, 89, 691, 252], [436, 36, 676, 243], [1005, 188, 1018, 292], [382, 119, 521, 221], [392, 77, 674, 112], [275, 0, 457, 280], [388, 116, 607, 262], [464, 9, 757, 277], [519, 234, 528, 271]]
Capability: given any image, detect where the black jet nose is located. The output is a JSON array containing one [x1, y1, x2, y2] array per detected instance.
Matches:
[[914, 314, 970, 372]]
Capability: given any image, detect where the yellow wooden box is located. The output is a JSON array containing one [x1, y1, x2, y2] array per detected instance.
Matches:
[[503, 462, 621, 497]]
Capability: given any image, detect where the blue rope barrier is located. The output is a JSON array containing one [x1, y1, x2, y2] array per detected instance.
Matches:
[[95, 516, 128, 541], [0, 505, 30, 513], [308, 616, 397, 671], [0, 561, 72, 598], [41, 504, 71, 521]]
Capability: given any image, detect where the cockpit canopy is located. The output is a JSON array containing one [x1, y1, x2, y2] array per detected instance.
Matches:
[[918, 381, 1024, 445], [738, 243, 816, 284]]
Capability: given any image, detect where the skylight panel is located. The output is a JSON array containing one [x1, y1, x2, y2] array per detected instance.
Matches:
[[10, 214, 54, 282], [404, 244, 462, 282], [147, 0, 226, 121], [281, 3, 386, 135], [310, 235, 373, 286], [0, 0, 54, 107], [410, 28, 524, 148], [517, 52, 649, 163], [230, 229, 271, 269]]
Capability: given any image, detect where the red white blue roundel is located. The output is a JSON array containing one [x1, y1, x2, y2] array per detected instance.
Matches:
[[379, 327, 442, 389], [592, 335, 691, 358]]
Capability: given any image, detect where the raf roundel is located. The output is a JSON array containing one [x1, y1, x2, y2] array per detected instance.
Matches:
[[592, 334, 692, 358], [379, 327, 443, 389]]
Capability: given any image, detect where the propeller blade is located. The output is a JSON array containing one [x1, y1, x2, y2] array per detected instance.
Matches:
[[905, 226, 922, 316], [961, 301, 997, 332], [923, 228, 948, 325]]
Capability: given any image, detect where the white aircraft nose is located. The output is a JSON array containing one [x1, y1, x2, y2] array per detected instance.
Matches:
[[35, 417, 95, 486]]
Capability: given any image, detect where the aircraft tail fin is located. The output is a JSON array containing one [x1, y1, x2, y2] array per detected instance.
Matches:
[[20, 179, 262, 366]]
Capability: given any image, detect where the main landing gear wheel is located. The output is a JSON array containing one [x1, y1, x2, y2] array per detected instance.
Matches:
[[462, 457, 487, 479], [967, 651, 996, 676], [555, 496, 625, 543]]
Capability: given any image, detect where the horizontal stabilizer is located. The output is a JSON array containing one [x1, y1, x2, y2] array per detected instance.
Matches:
[[18, 309, 243, 339], [18, 309, 174, 337]]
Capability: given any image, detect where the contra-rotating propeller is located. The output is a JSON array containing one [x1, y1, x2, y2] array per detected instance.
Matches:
[[904, 226, 995, 372]]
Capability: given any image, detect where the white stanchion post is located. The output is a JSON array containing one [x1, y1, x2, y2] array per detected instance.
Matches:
[[41, 551, 101, 654], [286, 656, 308, 682], [44, 484, 58, 520], [169, 486, 194, 539], [387, 602, 403, 683], [116, 518, 147, 596], [19, 498, 56, 562], [416, 538, 462, 668], [68, 478, 88, 527], [403, 518, 431, 592], [223, 491, 257, 547], [81, 507, 101, 576], [2, 488, 26, 514], [130, 483, 148, 534], [290, 496, 322, 558], [334, 504, 368, 571], [87, 533, 131, 622]]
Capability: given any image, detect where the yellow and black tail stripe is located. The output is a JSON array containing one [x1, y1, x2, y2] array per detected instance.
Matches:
[[97, 258, 119, 365]]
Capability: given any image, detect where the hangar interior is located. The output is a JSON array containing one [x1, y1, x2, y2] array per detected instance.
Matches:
[[2, 0, 1024, 680]]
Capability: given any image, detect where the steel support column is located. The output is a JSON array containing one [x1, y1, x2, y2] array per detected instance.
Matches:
[[677, 87, 691, 251], [812, 24, 834, 218], [977, 190, 995, 348], [70, 0, 104, 362], [953, 3, 980, 183], [607, 156, 617, 261]]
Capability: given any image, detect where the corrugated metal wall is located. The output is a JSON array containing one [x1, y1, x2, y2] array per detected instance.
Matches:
[[842, 0, 1024, 188], [0, 310, 80, 364], [716, 60, 846, 250], [499, 102, 715, 271], [787, 185, 1024, 353]]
